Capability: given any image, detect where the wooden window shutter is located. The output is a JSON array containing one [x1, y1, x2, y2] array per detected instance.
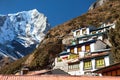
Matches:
[[96, 58, 105, 68], [76, 31, 80, 36], [85, 44, 90, 52], [70, 48, 74, 53], [77, 46, 81, 53]]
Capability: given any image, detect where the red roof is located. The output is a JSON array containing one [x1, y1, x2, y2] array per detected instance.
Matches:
[[0, 75, 120, 80], [26, 70, 50, 75]]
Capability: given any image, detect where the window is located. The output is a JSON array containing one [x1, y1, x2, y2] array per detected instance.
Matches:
[[92, 31, 96, 34], [70, 48, 74, 53], [77, 39, 79, 44], [76, 31, 80, 36], [69, 53, 79, 59], [96, 58, 105, 68], [82, 28, 87, 35], [98, 30, 102, 33], [68, 64, 79, 71], [77, 46, 81, 53], [71, 40, 76, 45], [85, 44, 90, 52], [84, 60, 92, 70], [68, 65, 73, 70]]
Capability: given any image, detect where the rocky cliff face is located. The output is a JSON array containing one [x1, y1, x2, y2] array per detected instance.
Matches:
[[0, 9, 50, 60], [89, 0, 109, 10]]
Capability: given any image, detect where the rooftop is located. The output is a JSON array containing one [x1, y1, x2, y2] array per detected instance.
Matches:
[[94, 62, 120, 73], [67, 40, 96, 48], [59, 51, 70, 56], [72, 26, 96, 32], [0, 75, 120, 80], [80, 51, 109, 60], [77, 32, 106, 39], [91, 49, 111, 53], [92, 25, 111, 32]]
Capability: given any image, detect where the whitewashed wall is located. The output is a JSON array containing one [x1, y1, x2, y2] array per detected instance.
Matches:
[[94, 40, 106, 51]]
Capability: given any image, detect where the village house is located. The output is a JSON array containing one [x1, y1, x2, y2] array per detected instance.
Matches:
[[53, 23, 115, 76], [72, 23, 115, 44], [93, 62, 120, 76], [67, 49, 111, 75]]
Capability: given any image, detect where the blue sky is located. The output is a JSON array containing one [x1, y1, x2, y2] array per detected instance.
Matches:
[[0, 0, 96, 27]]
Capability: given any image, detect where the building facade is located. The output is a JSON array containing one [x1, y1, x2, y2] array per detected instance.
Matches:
[[67, 49, 111, 75], [53, 23, 115, 76], [94, 62, 120, 76]]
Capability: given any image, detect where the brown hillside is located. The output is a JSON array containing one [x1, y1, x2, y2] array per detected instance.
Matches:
[[0, 0, 120, 74]]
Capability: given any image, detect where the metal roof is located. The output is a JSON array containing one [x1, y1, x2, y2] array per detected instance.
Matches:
[[59, 51, 70, 56]]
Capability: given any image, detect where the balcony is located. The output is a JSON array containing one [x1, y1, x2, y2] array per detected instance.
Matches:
[[68, 53, 79, 60], [79, 52, 91, 58]]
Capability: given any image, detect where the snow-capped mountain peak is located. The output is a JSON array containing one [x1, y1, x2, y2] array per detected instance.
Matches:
[[0, 9, 51, 60]]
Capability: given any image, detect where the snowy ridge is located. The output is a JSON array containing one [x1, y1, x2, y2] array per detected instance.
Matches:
[[0, 9, 51, 60]]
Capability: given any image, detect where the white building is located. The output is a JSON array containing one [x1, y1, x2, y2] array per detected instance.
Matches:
[[72, 23, 115, 44], [68, 49, 111, 75], [67, 40, 107, 57], [53, 23, 115, 76]]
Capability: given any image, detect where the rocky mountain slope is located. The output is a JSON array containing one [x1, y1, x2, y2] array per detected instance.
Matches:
[[0, 9, 50, 63], [0, 0, 120, 74], [89, 0, 110, 10]]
